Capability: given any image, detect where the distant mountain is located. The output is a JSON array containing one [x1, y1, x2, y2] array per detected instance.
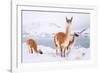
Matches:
[[23, 22, 90, 39]]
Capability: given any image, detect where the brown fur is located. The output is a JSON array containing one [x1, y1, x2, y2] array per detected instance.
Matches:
[[27, 38, 43, 54], [55, 32, 67, 46]]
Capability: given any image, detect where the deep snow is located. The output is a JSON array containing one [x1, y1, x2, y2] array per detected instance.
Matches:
[[22, 43, 90, 63]]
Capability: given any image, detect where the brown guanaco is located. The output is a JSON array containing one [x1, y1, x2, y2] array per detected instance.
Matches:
[[54, 17, 78, 57], [27, 38, 43, 54]]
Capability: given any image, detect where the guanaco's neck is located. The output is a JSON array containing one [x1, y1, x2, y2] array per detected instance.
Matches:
[[66, 23, 72, 36]]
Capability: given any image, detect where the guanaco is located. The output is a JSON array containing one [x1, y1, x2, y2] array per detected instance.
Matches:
[[27, 38, 43, 54], [54, 16, 75, 57], [66, 32, 79, 55]]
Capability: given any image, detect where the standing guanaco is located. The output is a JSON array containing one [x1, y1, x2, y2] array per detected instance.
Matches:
[[54, 16, 76, 57], [66, 32, 79, 55]]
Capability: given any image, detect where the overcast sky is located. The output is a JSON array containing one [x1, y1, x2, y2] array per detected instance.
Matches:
[[22, 11, 90, 34]]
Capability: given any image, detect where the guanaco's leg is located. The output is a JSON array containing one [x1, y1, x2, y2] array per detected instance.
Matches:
[[56, 48, 58, 55], [60, 47, 63, 57], [63, 48, 68, 57], [30, 48, 33, 54]]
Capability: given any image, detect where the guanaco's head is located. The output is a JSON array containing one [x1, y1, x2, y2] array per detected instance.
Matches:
[[74, 32, 79, 37], [66, 17, 73, 23]]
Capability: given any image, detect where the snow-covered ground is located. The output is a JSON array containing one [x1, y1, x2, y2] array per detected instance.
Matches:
[[22, 43, 90, 63]]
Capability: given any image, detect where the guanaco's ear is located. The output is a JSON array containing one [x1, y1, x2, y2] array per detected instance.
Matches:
[[71, 17, 73, 22], [66, 17, 68, 21], [66, 17, 69, 22]]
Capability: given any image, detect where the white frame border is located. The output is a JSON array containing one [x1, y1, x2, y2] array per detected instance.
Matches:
[[11, 2, 97, 73]]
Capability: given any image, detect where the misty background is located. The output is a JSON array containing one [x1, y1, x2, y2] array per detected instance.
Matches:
[[22, 11, 90, 49]]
